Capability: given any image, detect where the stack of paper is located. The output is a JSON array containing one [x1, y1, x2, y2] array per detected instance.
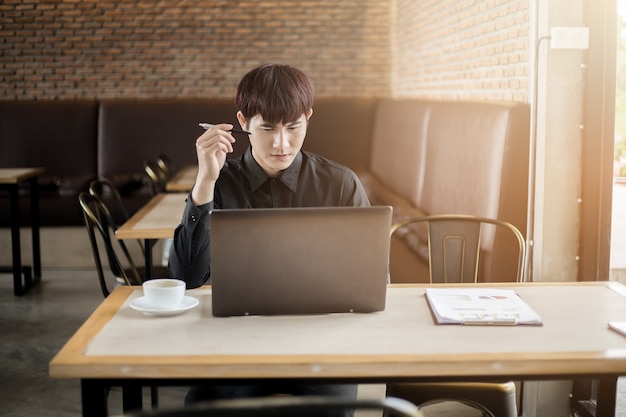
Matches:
[[425, 288, 543, 326], [609, 321, 626, 337]]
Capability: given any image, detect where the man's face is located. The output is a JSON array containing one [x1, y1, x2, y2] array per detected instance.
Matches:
[[239, 110, 312, 177]]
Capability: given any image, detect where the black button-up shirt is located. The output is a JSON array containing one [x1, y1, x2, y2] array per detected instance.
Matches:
[[169, 147, 370, 288]]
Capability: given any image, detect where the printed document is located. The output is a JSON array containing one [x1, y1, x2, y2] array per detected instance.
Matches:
[[425, 288, 543, 326]]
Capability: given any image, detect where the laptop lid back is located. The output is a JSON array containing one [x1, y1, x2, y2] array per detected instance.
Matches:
[[210, 206, 392, 317]]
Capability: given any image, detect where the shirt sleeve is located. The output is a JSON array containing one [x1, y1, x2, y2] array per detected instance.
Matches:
[[344, 169, 371, 207], [168, 193, 213, 288]]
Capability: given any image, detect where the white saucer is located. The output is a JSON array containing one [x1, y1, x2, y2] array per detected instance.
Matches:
[[130, 295, 199, 316]]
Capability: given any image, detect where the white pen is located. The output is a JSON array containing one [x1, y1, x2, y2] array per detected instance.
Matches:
[[199, 123, 251, 135]]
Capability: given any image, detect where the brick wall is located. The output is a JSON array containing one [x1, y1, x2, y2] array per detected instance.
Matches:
[[0, 0, 391, 100], [391, 0, 529, 102], [1, 0, 530, 102]]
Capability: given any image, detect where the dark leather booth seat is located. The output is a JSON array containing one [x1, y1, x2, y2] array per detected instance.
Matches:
[[98, 98, 378, 180], [97, 99, 240, 181], [0, 100, 98, 226], [0, 98, 379, 226], [95, 99, 243, 223], [358, 99, 530, 283], [0, 98, 529, 283]]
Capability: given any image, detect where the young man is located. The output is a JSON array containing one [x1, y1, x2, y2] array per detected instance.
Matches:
[[169, 63, 370, 413]]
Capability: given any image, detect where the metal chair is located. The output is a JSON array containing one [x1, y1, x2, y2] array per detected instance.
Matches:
[[79, 192, 142, 297], [390, 214, 525, 284], [125, 395, 424, 417], [89, 178, 132, 221], [157, 153, 176, 180], [78, 192, 169, 298], [79, 191, 164, 406], [89, 178, 144, 256], [386, 214, 525, 417], [144, 160, 168, 195], [155, 154, 178, 266], [143, 160, 175, 266]]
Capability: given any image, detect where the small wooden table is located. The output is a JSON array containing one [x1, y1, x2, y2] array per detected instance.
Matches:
[[115, 193, 186, 276], [165, 165, 197, 192], [0, 168, 44, 295], [50, 282, 626, 417]]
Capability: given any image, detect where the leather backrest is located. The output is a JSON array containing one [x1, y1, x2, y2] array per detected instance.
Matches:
[[370, 99, 530, 282], [419, 100, 529, 221], [369, 100, 431, 204], [0, 100, 98, 175], [98, 98, 377, 179], [98, 99, 239, 178], [304, 98, 378, 172]]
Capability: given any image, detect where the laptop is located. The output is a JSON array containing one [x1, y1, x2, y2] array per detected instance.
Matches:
[[210, 205, 392, 317]]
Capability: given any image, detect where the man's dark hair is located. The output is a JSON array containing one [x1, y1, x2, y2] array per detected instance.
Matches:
[[236, 63, 314, 125]]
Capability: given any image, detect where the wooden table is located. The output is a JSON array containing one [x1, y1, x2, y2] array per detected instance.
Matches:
[[50, 282, 626, 417], [165, 165, 197, 192], [0, 168, 44, 295], [115, 193, 186, 277]]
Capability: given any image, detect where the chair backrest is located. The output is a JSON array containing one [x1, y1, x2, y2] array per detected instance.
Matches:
[[78, 192, 142, 297], [391, 214, 525, 283], [157, 153, 176, 180], [89, 178, 145, 256], [144, 160, 167, 195], [125, 395, 423, 417], [89, 178, 130, 220]]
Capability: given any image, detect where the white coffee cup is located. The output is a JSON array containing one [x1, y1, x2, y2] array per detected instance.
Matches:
[[142, 279, 186, 310]]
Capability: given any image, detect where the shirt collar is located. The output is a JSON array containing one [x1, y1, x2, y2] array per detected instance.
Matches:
[[244, 147, 302, 192]]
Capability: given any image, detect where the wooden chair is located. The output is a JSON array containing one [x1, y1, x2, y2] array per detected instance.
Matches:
[[125, 395, 424, 417], [386, 214, 525, 417]]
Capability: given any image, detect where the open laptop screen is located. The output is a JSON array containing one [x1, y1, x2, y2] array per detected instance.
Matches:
[[210, 206, 392, 317]]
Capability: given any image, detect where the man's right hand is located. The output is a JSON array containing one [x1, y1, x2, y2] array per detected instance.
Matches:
[[191, 123, 236, 206]]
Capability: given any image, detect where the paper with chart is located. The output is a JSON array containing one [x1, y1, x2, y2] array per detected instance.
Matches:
[[425, 287, 543, 326]]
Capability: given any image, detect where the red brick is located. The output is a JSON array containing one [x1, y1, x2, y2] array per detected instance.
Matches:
[[0, 0, 528, 101]]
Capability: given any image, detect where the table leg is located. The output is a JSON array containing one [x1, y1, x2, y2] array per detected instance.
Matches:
[[8, 184, 23, 296], [570, 379, 595, 417], [122, 383, 144, 413], [28, 176, 41, 282], [2, 179, 42, 296], [595, 376, 618, 417], [81, 379, 109, 417], [144, 239, 154, 278]]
